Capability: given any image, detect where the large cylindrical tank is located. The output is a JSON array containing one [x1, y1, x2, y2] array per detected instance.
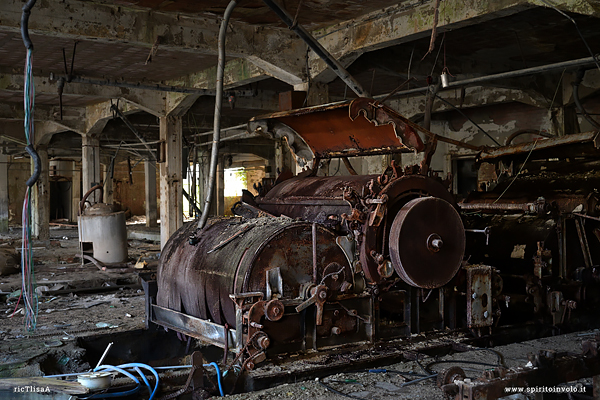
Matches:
[[253, 173, 465, 287], [157, 217, 352, 327], [78, 203, 128, 264]]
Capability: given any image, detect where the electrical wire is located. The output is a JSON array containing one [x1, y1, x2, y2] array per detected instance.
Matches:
[[81, 363, 159, 400], [204, 362, 224, 397], [13, 29, 39, 332]]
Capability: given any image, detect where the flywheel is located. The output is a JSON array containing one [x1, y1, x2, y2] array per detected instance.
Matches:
[[389, 196, 465, 288]]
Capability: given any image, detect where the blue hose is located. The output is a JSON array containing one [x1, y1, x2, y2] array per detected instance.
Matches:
[[204, 362, 224, 397], [86, 365, 141, 398], [87, 362, 218, 398], [133, 366, 152, 396], [116, 363, 159, 400], [88, 363, 159, 400]]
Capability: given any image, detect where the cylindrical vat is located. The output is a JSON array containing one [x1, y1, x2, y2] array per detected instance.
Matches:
[[157, 217, 352, 327], [78, 204, 128, 264]]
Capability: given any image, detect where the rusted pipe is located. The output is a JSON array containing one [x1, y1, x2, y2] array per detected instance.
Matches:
[[459, 202, 532, 212], [198, 0, 238, 230], [374, 55, 600, 101], [79, 184, 104, 215], [342, 157, 358, 175], [261, 0, 369, 97]]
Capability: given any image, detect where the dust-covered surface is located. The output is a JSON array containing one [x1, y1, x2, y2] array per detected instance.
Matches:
[[0, 225, 154, 378], [0, 225, 598, 399], [225, 330, 597, 400]]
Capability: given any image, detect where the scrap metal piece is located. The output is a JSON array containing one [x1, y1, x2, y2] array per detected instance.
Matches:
[[151, 304, 237, 349], [466, 265, 493, 328], [389, 197, 465, 288], [445, 344, 600, 400], [437, 366, 466, 388]]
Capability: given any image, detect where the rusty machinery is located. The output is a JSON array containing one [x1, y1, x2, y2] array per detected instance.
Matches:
[[460, 131, 600, 333], [143, 99, 600, 382]]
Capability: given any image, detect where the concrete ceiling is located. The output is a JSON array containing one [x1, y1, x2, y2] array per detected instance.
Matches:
[[0, 0, 599, 158], [82, 0, 409, 28]]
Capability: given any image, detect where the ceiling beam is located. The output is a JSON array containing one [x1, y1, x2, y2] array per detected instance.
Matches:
[[171, 59, 272, 90], [0, 0, 306, 86]]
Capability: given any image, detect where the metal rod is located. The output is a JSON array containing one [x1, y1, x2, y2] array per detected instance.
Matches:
[[261, 0, 369, 98], [374, 55, 600, 100], [95, 342, 114, 370], [575, 217, 593, 268], [573, 212, 600, 223], [198, 0, 238, 230], [110, 104, 157, 161], [190, 124, 247, 138], [199, 132, 259, 146], [312, 223, 318, 284], [182, 188, 202, 216]]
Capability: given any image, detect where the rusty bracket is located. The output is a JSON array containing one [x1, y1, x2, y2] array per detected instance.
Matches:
[[244, 301, 271, 370], [367, 194, 388, 227], [464, 227, 491, 245], [295, 284, 328, 325], [230, 292, 263, 312], [162, 351, 206, 400], [191, 351, 205, 390]]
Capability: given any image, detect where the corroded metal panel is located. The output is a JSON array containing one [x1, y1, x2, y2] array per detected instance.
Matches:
[[249, 98, 424, 161]]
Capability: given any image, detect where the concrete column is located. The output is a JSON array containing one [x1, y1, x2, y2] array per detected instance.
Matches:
[[144, 160, 158, 227], [103, 164, 113, 205], [72, 162, 81, 222], [159, 115, 183, 248], [307, 81, 329, 106], [0, 153, 8, 233], [82, 135, 101, 204], [33, 146, 50, 240]]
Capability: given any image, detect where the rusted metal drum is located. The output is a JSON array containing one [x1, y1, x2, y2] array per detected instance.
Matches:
[[157, 217, 351, 327], [389, 197, 465, 288], [255, 175, 376, 226]]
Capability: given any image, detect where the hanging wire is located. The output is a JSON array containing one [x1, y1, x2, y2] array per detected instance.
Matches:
[[13, 45, 39, 332]]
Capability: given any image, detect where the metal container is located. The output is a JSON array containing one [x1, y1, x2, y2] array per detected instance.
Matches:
[[157, 217, 352, 327], [78, 203, 128, 264]]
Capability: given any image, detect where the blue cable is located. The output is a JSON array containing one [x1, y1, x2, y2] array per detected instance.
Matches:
[[87, 362, 217, 399], [134, 366, 152, 395], [204, 362, 224, 397], [116, 363, 159, 400], [87, 365, 141, 399]]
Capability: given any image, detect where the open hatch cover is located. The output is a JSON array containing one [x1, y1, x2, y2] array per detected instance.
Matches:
[[248, 98, 425, 165]]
